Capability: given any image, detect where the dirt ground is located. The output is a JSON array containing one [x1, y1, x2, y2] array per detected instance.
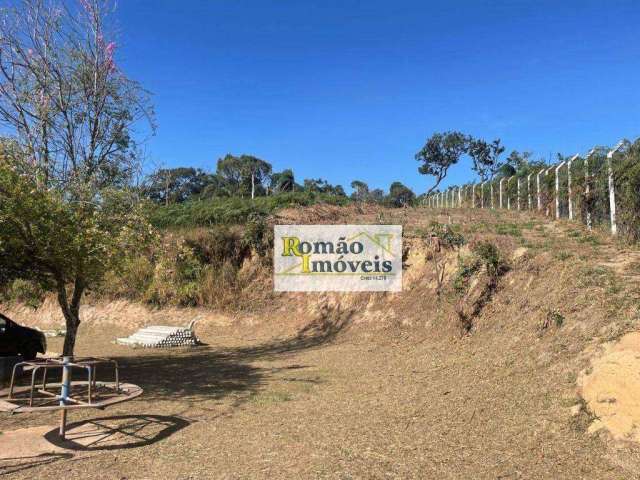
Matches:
[[2, 207, 640, 479]]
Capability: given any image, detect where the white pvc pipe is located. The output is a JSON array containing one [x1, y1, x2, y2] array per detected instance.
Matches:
[[607, 142, 624, 235], [555, 161, 566, 220], [568, 154, 579, 220], [527, 174, 533, 210], [536, 169, 544, 210]]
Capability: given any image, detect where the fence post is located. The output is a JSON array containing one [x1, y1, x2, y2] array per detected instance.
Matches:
[[458, 187, 462, 207], [480, 182, 485, 208], [555, 161, 566, 220], [471, 184, 475, 207], [517, 177, 521, 210], [607, 142, 625, 235], [567, 154, 578, 220], [527, 173, 532, 210], [536, 169, 544, 210], [499, 178, 504, 208]]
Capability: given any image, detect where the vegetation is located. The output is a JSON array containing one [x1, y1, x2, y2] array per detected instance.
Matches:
[[0, 0, 155, 355], [149, 191, 349, 228]]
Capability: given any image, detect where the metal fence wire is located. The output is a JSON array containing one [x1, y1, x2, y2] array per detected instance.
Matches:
[[423, 139, 640, 241]]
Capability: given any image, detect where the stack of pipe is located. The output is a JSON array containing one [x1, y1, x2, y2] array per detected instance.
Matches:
[[116, 325, 199, 348]]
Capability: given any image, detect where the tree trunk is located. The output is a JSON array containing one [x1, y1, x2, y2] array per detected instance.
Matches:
[[251, 172, 255, 199], [56, 275, 85, 357]]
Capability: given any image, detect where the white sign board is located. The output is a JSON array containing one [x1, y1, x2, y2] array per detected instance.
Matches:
[[273, 225, 402, 292]]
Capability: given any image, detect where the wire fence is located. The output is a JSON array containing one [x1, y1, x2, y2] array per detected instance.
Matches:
[[423, 139, 640, 241]]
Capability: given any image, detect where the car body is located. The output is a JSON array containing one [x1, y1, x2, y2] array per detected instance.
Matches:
[[0, 313, 47, 360]]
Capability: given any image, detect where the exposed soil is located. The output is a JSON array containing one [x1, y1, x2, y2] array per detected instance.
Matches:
[[2, 206, 640, 479]]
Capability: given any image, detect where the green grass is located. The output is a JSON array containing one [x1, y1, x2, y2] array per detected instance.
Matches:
[[495, 223, 522, 237], [553, 251, 573, 261], [248, 390, 293, 406], [576, 234, 603, 246]]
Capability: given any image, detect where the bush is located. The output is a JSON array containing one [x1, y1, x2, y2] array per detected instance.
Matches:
[[101, 256, 155, 300], [424, 221, 465, 249], [453, 256, 480, 294], [242, 213, 272, 258], [184, 227, 249, 270], [3, 279, 44, 308], [470, 240, 507, 278], [144, 241, 204, 306]]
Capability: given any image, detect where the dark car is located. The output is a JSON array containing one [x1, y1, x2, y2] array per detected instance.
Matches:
[[0, 313, 47, 360]]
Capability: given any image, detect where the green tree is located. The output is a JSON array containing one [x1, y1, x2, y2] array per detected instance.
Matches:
[[416, 131, 468, 193], [350, 180, 369, 201], [0, 154, 154, 355], [142, 167, 211, 204], [216, 154, 272, 198], [467, 138, 505, 180], [243, 156, 272, 199], [270, 169, 295, 193], [388, 181, 416, 207], [303, 178, 345, 196], [369, 188, 385, 203]]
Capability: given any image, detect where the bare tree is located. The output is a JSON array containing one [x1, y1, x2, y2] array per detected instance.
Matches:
[[0, 0, 155, 191]]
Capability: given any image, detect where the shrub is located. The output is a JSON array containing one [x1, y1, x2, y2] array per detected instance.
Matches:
[[145, 241, 204, 306], [4, 279, 44, 308], [184, 227, 249, 270], [242, 213, 273, 258], [453, 256, 480, 294], [101, 256, 155, 300], [470, 240, 507, 278], [495, 223, 522, 237], [425, 221, 465, 249]]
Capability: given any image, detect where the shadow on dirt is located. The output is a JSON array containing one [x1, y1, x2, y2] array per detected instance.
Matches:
[[230, 307, 353, 360], [44, 414, 190, 451], [109, 308, 352, 404], [0, 453, 73, 477]]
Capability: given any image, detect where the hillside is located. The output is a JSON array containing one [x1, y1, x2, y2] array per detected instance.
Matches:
[[2, 205, 640, 479]]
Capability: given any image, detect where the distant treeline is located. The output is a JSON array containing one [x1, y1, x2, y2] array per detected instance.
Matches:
[[142, 154, 418, 228]]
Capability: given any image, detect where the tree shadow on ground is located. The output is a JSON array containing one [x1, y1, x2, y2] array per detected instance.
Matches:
[[0, 453, 73, 477], [227, 306, 353, 360], [109, 308, 353, 404]]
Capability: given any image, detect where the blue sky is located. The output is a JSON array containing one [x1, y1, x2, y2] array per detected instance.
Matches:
[[116, 0, 640, 194]]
